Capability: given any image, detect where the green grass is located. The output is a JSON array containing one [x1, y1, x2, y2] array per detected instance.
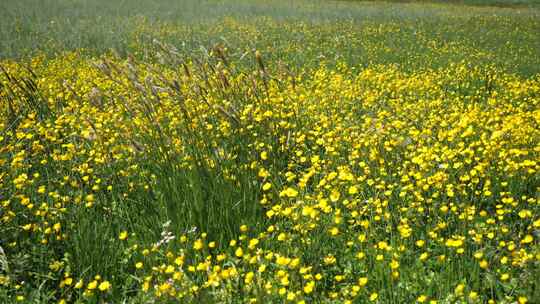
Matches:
[[0, 1, 539, 303], [347, 0, 540, 8], [1, 0, 539, 75]]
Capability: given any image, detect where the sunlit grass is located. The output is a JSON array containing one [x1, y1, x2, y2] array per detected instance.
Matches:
[[1, 0, 539, 75], [0, 1, 539, 303]]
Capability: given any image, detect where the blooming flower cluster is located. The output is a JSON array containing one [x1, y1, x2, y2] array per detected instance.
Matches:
[[0, 47, 538, 303]]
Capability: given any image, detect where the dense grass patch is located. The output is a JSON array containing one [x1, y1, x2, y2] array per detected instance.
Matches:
[[1, 1, 539, 303]]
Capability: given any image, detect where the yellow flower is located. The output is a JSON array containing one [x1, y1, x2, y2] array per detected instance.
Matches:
[[98, 281, 111, 291], [286, 292, 295, 300], [193, 239, 203, 250], [118, 231, 128, 241], [377, 241, 389, 250], [521, 235, 533, 244], [330, 190, 340, 202], [324, 255, 336, 265], [369, 292, 378, 301], [281, 187, 298, 198], [276, 256, 290, 266], [304, 281, 315, 294], [159, 282, 171, 292], [479, 260, 488, 269], [235, 247, 244, 257], [454, 284, 464, 296], [445, 238, 463, 248], [87, 280, 98, 290], [358, 277, 368, 287], [53, 223, 61, 232], [244, 272, 254, 284]]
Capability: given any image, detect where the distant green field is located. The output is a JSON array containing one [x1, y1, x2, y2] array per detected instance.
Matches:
[[347, 0, 540, 7], [1, 0, 539, 75], [1, 1, 539, 303]]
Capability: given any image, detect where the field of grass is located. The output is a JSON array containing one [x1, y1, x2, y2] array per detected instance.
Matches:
[[1, 0, 539, 303]]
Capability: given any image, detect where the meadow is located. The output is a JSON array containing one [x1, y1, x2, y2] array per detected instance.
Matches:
[[0, 0, 539, 303]]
